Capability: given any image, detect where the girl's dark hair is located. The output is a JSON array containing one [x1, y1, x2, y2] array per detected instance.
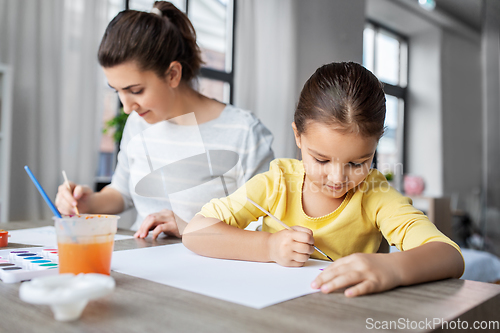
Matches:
[[294, 62, 386, 139], [98, 1, 202, 83]]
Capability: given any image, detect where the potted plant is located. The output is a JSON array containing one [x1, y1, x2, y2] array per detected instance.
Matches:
[[102, 108, 129, 144], [384, 171, 394, 188]]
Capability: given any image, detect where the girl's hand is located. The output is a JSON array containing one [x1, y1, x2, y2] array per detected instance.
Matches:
[[134, 209, 184, 239], [55, 182, 93, 214], [311, 253, 403, 297], [268, 226, 315, 267]]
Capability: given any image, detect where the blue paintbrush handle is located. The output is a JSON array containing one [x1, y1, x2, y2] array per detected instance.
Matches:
[[24, 166, 62, 218]]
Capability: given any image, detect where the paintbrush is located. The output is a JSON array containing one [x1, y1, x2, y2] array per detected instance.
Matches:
[[25, 166, 62, 218], [246, 197, 333, 262], [62, 170, 80, 215]]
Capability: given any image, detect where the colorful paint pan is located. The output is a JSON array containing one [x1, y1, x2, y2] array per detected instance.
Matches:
[[9, 251, 29, 261], [13, 253, 37, 263], [29, 260, 52, 270], [42, 249, 58, 258], [36, 263, 58, 270], [0, 248, 59, 283], [22, 257, 44, 268]]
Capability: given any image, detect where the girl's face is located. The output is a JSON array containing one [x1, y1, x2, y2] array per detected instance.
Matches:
[[293, 121, 379, 200], [103, 61, 182, 124]]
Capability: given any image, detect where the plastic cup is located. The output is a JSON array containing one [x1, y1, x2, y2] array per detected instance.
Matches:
[[53, 215, 119, 275]]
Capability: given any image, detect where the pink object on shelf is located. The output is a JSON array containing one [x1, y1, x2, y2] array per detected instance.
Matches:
[[404, 175, 425, 196]]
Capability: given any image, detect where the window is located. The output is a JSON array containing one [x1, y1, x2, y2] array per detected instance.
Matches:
[[96, 0, 235, 189], [96, 0, 124, 187], [129, 0, 185, 13], [188, 0, 234, 104], [127, 0, 235, 103], [363, 22, 408, 191]]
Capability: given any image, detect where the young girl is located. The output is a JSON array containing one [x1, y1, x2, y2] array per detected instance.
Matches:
[[183, 62, 464, 297], [55, 1, 274, 239]]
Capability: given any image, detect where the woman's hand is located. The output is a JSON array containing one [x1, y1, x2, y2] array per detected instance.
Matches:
[[268, 226, 315, 267], [55, 182, 93, 214], [311, 253, 403, 297], [134, 209, 185, 239]]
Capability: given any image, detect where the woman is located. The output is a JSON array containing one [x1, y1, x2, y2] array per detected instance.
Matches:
[[55, 1, 274, 239]]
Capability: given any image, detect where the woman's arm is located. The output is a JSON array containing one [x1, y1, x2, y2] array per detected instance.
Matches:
[[312, 242, 464, 297], [87, 186, 125, 214], [183, 214, 315, 266], [56, 183, 125, 215], [134, 210, 186, 239]]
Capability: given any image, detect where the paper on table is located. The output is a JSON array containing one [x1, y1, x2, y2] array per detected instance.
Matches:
[[111, 244, 330, 309], [7, 226, 133, 247]]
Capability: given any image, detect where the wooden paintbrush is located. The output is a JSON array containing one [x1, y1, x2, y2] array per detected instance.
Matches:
[[246, 197, 333, 262], [62, 170, 80, 215]]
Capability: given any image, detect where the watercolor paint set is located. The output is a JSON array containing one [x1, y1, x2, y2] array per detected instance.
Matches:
[[0, 247, 59, 283]]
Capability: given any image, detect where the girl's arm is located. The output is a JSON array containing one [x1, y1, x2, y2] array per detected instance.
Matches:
[[392, 241, 464, 284], [312, 242, 464, 297], [183, 214, 315, 267]]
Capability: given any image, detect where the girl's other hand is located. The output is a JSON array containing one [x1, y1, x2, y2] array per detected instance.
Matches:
[[134, 209, 183, 239], [268, 226, 315, 267], [311, 253, 402, 297], [55, 182, 93, 214]]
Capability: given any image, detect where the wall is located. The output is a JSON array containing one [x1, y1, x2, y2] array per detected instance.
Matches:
[[233, 0, 298, 159], [290, 0, 365, 158], [441, 31, 482, 197], [482, 0, 500, 253], [295, 0, 365, 96], [234, 0, 366, 159], [367, 0, 483, 199], [406, 29, 444, 197], [482, 0, 500, 208]]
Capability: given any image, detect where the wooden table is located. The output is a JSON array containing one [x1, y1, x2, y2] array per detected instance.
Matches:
[[1, 221, 499, 333]]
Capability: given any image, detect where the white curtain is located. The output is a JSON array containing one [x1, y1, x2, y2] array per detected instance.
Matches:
[[59, 0, 109, 195], [0, 0, 109, 221], [233, 0, 298, 159]]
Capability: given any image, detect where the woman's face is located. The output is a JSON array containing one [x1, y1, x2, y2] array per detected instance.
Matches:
[[103, 61, 181, 124], [293, 121, 378, 200]]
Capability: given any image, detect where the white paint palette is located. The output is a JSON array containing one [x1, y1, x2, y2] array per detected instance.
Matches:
[[0, 247, 59, 283]]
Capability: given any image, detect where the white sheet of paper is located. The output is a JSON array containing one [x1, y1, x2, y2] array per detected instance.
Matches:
[[7, 226, 133, 247], [111, 244, 330, 309]]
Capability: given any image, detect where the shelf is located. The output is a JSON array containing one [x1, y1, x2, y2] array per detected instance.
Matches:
[[409, 196, 453, 238]]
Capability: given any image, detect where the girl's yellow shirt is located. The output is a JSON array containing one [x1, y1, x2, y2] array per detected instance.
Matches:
[[199, 158, 461, 261]]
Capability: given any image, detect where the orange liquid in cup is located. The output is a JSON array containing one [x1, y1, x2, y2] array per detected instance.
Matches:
[[57, 240, 114, 275]]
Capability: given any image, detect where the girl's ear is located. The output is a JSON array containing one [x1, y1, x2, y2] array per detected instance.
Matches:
[[165, 61, 182, 88], [291, 122, 301, 149]]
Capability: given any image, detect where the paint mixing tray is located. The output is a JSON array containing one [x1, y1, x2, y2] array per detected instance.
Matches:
[[0, 247, 59, 283]]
